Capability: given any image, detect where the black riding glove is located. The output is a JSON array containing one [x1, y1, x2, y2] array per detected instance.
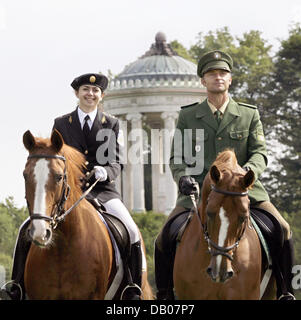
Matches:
[[179, 176, 198, 196]]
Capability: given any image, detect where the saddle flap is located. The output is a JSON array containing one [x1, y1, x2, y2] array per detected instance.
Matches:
[[162, 210, 192, 255], [102, 213, 131, 257], [86, 197, 131, 258], [250, 207, 284, 258]]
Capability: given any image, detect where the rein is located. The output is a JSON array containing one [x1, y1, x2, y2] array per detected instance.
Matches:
[[191, 184, 248, 261], [27, 154, 99, 230]]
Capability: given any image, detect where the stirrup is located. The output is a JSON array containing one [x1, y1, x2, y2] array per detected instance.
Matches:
[[120, 283, 142, 300], [1, 280, 23, 300], [278, 292, 296, 300]]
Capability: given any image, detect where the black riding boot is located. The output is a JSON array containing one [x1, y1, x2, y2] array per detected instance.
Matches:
[[0, 220, 31, 300], [154, 242, 175, 300], [277, 237, 296, 300], [121, 241, 142, 300]]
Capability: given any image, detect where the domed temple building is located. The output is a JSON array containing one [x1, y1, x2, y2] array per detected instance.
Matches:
[[103, 32, 206, 214]]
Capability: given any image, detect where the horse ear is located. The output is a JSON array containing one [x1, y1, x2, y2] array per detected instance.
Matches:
[[210, 165, 221, 184], [23, 130, 36, 151], [242, 170, 255, 189], [51, 129, 64, 153]]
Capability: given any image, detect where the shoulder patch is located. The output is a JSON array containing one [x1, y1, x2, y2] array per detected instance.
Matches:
[[238, 102, 257, 109], [55, 112, 72, 122], [181, 102, 199, 109], [103, 111, 116, 119]]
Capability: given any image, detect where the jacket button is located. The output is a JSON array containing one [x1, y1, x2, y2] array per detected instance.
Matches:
[[85, 161, 89, 165], [84, 150, 88, 155], [217, 137, 222, 141], [86, 183, 90, 187], [86, 171, 90, 176]]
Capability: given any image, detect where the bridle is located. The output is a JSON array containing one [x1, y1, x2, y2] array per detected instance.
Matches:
[[191, 184, 249, 261], [26, 154, 100, 230], [26, 154, 70, 230]]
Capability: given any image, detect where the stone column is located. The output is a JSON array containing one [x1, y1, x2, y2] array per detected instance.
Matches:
[[126, 112, 145, 213], [160, 111, 179, 214]]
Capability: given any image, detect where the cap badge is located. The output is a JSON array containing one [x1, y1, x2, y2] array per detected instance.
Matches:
[[89, 75, 96, 83], [214, 52, 221, 59]]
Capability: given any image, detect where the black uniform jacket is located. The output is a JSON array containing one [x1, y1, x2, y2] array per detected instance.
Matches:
[[53, 107, 121, 203]]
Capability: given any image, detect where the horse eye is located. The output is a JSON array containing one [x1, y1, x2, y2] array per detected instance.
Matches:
[[239, 215, 247, 224], [55, 174, 63, 183]]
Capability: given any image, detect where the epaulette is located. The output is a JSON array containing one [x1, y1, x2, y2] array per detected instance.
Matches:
[[181, 102, 199, 109], [238, 102, 257, 109], [103, 111, 116, 119]]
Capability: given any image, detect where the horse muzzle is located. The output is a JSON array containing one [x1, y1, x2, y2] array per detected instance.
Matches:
[[206, 259, 234, 283], [27, 218, 53, 247]]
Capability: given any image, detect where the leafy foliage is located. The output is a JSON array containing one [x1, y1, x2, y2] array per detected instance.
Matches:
[[132, 211, 167, 289]]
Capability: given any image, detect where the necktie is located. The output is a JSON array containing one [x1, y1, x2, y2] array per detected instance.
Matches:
[[215, 110, 222, 126], [83, 115, 90, 140]]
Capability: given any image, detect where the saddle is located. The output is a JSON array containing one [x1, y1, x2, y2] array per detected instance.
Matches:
[[162, 206, 284, 270], [87, 198, 131, 259]]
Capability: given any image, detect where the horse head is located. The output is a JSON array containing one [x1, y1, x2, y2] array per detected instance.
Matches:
[[201, 150, 255, 283], [23, 129, 70, 247]]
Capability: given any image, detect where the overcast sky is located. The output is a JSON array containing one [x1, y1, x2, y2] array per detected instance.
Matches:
[[0, 0, 300, 207]]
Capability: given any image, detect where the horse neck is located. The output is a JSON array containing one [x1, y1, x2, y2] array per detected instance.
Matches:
[[58, 197, 89, 236]]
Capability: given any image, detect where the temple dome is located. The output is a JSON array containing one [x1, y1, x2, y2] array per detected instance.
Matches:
[[109, 32, 199, 89]]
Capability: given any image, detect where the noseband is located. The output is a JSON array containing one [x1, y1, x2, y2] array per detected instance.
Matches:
[[195, 185, 249, 261], [27, 154, 70, 229]]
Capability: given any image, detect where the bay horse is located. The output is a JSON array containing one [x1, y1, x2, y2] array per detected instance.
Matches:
[[22, 129, 153, 300], [173, 149, 276, 299]]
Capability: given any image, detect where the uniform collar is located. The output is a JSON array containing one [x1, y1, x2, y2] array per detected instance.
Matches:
[[207, 97, 230, 115], [77, 106, 98, 129]]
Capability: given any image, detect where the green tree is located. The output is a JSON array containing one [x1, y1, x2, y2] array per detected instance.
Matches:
[[0, 197, 28, 281], [132, 211, 167, 289], [265, 24, 301, 214], [170, 40, 196, 63]]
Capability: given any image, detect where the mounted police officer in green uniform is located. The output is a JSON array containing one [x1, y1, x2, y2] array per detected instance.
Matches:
[[154, 50, 295, 300]]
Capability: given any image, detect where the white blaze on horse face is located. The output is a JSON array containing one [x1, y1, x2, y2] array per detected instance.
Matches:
[[32, 159, 50, 240], [216, 207, 230, 278]]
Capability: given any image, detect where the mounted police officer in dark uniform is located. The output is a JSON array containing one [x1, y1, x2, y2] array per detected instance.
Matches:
[[0, 73, 144, 300]]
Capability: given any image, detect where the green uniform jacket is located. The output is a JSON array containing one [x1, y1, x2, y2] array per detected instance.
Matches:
[[170, 98, 270, 208]]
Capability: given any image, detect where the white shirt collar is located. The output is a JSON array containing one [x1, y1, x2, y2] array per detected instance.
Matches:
[[77, 107, 98, 129]]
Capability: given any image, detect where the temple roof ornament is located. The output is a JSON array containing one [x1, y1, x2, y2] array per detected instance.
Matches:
[[140, 32, 178, 57]]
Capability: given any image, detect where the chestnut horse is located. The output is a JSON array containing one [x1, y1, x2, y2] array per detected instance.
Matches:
[[174, 150, 276, 299], [22, 129, 153, 300]]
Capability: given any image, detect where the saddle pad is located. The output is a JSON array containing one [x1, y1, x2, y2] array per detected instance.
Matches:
[[96, 212, 124, 300]]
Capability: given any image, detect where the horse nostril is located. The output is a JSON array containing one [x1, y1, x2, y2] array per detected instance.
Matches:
[[206, 267, 212, 276], [27, 227, 34, 240], [227, 270, 234, 279], [44, 228, 52, 241]]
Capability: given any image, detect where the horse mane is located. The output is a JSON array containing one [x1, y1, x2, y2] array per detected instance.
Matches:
[[212, 148, 238, 172], [32, 137, 85, 204]]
